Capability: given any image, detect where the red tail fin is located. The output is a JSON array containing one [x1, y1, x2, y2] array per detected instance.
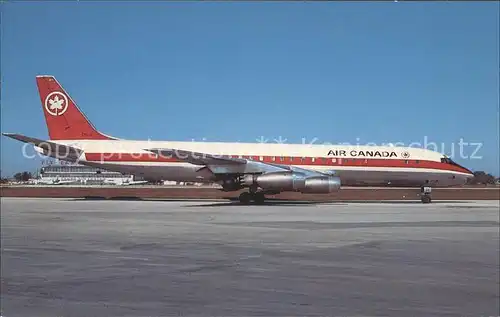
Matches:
[[36, 75, 115, 140]]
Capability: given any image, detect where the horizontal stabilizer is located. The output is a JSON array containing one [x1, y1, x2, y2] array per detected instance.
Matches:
[[145, 148, 247, 166], [2, 133, 83, 162]]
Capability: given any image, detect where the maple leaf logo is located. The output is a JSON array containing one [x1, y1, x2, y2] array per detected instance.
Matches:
[[44, 92, 68, 116], [49, 96, 65, 113]]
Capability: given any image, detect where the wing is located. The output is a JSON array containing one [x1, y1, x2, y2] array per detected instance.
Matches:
[[145, 147, 334, 177], [145, 148, 247, 166], [276, 164, 337, 177]]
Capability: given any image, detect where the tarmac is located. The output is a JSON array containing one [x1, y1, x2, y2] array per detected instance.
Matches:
[[2, 185, 499, 201], [1, 198, 499, 317]]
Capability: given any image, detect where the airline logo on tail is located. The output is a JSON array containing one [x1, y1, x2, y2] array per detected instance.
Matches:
[[45, 91, 69, 116], [36, 75, 115, 141]]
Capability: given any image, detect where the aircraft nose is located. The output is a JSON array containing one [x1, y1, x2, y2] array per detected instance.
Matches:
[[464, 169, 474, 180], [461, 172, 474, 184], [458, 166, 474, 180]]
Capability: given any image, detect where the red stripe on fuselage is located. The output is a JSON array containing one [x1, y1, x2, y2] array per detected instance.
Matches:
[[84, 153, 472, 174]]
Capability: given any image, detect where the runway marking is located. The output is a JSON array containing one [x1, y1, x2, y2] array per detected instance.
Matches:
[[116, 256, 150, 261]]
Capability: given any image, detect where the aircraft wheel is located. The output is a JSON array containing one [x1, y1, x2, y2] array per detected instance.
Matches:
[[421, 195, 432, 204], [253, 192, 266, 205], [420, 186, 432, 204], [239, 192, 252, 204]]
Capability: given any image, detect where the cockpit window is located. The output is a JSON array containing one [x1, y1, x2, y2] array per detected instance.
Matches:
[[441, 157, 452, 164], [441, 156, 469, 170], [441, 157, 459, 165]]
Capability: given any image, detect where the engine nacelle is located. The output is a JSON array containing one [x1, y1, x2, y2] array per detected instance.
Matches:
[[241, 172, 306, 191], [241, 172, 341, 194], [301, 176, 341, 193]]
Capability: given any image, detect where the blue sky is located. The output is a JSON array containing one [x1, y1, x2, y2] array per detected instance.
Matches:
[[1, 1, 498, 177]]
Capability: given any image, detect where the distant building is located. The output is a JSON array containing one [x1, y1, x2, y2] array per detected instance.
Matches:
[[35, 159, 220, 186], [38, 160, 134, 185]]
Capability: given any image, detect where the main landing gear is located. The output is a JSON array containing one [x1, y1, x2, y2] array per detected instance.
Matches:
[[238, 191, 266, 205], [420, 186, 432, 204]]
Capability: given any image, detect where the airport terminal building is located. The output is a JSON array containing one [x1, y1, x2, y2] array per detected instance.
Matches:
[[35, 159, 202, 186], [38, 162, 135, 185]]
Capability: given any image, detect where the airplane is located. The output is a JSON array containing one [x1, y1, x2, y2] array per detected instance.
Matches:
[[2, 75, 474, 204], [106, 179, 150, 186], [36, 178, 81, 185]]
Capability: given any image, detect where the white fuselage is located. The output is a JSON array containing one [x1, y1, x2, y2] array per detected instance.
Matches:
[[23, 75, 474, 190], [44, 139, 473, 188]]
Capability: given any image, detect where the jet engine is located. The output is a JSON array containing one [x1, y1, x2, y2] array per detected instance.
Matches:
[[241, 172, 341, 193], [301, 175, 341, 193]]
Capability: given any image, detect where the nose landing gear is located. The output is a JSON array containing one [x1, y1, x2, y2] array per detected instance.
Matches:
[[420, 186, 432, 203]]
